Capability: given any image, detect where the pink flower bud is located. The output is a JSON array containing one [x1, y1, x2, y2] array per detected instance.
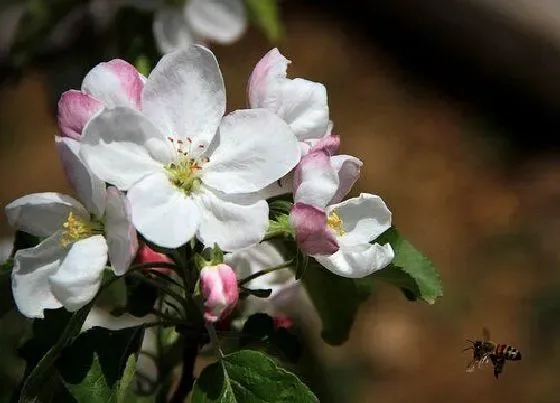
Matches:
[[273, 314, 293, 330], [200, 264, 239, 323], [134, 243, 173, 275]]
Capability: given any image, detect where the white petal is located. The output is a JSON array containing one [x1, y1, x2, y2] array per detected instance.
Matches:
[[56, 136, 107, 217], [5, 193, 88, 238], [257, 172, 293, 199], [142, 45, 225, 147], [293, 150, 339, 207], [49, 235, 108, 312], [127, 172, 200, 248], [105, 187, 138, 276], [186, 0, 247, 44], [330, 193, 392, 245], [82, 307, 156, 332], [278, 78, 329, 140], [247, 49, 329, 140], [203, 109, 300, 194], [153, 6, 194, 54], [81, 59, 144, 109], [11, 233, 65, 318], [194, 187, 268, 251], [313, 243, 394, 278], [80, 107, 173, 190]]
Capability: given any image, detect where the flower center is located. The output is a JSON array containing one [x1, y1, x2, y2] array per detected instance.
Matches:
[[61, 212, 104, 247], [164, 136, 208, 194], [327, 212, 345, 237]]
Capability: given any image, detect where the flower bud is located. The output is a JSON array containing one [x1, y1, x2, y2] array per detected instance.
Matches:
[[134, 243, 173, 275], [200, 264, 239, 323]]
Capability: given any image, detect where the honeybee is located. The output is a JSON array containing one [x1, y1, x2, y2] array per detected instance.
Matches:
[[464, 327, 522, 379]]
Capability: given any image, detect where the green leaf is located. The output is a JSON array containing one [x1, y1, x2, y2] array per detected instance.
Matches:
[[18, 303, 94, 402], [59, 326, 142, 403], [374, 226, 443, 304], [302, 261, 370, 345], [244, 0, 283, 43], [211, 243, 224, 265], [191, 350, 317, 402]]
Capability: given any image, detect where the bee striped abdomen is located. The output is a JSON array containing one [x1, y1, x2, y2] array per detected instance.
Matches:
[[495, 344, 522, 361]]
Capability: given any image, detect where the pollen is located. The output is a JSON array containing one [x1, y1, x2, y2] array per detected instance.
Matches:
[[61, 212, 103, 247], [327, 211, 345, 237]]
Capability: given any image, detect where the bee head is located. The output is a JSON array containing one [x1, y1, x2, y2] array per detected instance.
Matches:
[[464, 339, 485, 359]]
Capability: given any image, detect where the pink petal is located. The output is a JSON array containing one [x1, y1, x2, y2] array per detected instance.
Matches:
[[310, 133, 340, 156], [290, 203, 339, 256], [200, 264, 239, 323], [330, 155, 363, 204], [82, 59, 144, 109], [57, 90, 103, 139]]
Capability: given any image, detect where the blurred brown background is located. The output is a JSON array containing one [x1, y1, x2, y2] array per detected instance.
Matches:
[[2, 1, 560, 402]]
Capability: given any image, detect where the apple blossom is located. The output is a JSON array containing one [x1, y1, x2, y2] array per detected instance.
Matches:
[[290, 149, 394, 278], [58, 58, 145, 139], [153, 0, 247, 54], [79, 45, 300, 251], [4, 137, 137, 318], [200, 264, 239, 323], [248, 48, 330, 155]]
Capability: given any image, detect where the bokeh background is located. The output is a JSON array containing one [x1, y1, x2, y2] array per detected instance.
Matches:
[[2, 0, 560, 402]]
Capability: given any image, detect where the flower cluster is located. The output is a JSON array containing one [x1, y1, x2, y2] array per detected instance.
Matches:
[[5, 45, 394, 325]]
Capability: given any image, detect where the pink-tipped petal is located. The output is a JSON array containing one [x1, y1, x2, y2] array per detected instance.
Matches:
[[330, 154, 363, 204], [310, 133, 340, 156], [57, 90, 103, 139], [290, 203, 339, 256], [82, 59, 144, 109], [200, 264, 239, 323], [248, 48, 289, 109]]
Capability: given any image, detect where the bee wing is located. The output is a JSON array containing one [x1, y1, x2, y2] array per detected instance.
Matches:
[[482, 327, 491, 341]]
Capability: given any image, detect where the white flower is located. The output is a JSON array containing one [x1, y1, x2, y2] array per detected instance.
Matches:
[[80, 45, 300, 251], [153, 0, 247, 53], [5, 137, 137, 318]]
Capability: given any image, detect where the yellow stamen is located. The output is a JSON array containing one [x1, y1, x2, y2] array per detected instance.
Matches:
[[165, 156, 204, 194], [327, 212, 344, 237], [61, 212, 103, 247]]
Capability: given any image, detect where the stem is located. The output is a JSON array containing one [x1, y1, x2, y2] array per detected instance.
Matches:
[[237, 260, 294, 286], [205, 321, 224, 359], [128, 261, 180, 272], [169, 324, 202, 403], [131, 273, 190, 313]]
